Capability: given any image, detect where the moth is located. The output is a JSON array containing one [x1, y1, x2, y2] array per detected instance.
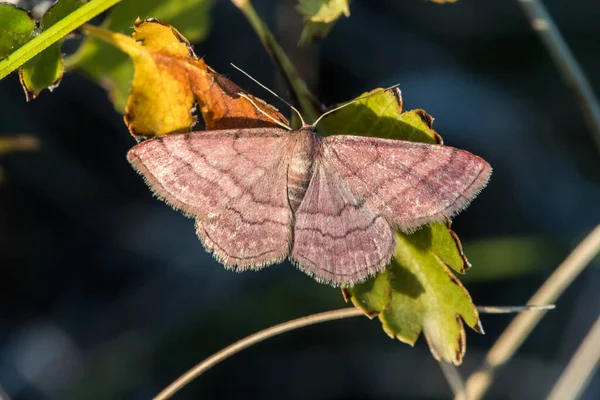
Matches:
[[128, 93, 491, 286]]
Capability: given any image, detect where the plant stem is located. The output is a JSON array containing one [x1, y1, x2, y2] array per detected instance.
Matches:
[[153, 307, 364, 400], [0, 0, 122, 80], [439, 361, 467, 400], [546, 315, 600, 400], [476, 304, 555, 314], [462, 224, 600, 400], [516, 0, 600, 152], [230, 0, 320, 123]]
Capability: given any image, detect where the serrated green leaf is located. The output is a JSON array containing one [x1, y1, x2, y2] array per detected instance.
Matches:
[[430, 220, 469, 274], [67, 0, 214, 112], [332, 89, 481, 364], [347, 227, 481, 364], [297, 0, 349, 45], [0, 4, 36, 59], [18, 0, 85, 100], [318, 88, 441, 144]]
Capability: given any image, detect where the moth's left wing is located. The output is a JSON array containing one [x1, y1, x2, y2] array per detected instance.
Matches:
[[321, 135, 491, 232]]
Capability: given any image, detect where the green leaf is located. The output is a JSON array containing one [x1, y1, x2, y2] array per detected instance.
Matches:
[[334, 89, 481, 364], [42, 0, 84, 28], [0, 4, 36, 59], [0, 0, 121, 82], [18, 0, 85, 100], [19, 41, 64, 99], [297, 0, 350, 45], [67, 0, 214, 112], [318, 88, 442, 144], [346, 228, 481, 364]]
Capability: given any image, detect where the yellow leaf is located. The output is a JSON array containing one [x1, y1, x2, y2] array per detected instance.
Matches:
[[82, 19, 288, 138]]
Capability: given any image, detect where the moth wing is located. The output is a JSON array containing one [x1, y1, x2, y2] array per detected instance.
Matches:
[[291, 156, 395, 287], [128, 128, 295, 268], [321, 135, 491, 232]]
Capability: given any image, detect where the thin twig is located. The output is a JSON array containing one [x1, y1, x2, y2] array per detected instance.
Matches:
[[154, 307, 364, 400], [439, 361, 468, 400], [516, 0, 600, 152], [546, 315, 600, 400], [462, 224, 600, 400], [230, 0, 321, 123], [477, 304, 555, 314]]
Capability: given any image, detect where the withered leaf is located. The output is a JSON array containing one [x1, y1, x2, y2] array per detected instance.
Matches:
[[82, 19, 288, 139], [67, 0, 214, 112]]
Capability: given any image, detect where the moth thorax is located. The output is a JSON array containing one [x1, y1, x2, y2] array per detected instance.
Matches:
[[287, 132, 317, 212]]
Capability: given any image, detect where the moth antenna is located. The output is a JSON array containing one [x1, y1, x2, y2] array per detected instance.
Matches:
[[238, 93, 293, 131], [313, 84, 401, 127], [231, 63, 306, 127]]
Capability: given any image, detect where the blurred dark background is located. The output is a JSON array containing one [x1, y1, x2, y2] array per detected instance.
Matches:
[[1, 0, 599, 399]]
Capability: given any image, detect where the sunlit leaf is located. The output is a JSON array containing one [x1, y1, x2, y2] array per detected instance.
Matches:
[[82, 19, 288, 138], [332, 89, 481, 364], [17, 0, 85, 100], [68, 0, 214, 112], [0, 4, 36, 59], [318, 88, 442, 144], [297, 0, 350, 44]]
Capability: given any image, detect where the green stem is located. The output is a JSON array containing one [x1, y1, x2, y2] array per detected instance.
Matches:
[[0, 0, 122, 80], [231, 0, 320, 123]]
